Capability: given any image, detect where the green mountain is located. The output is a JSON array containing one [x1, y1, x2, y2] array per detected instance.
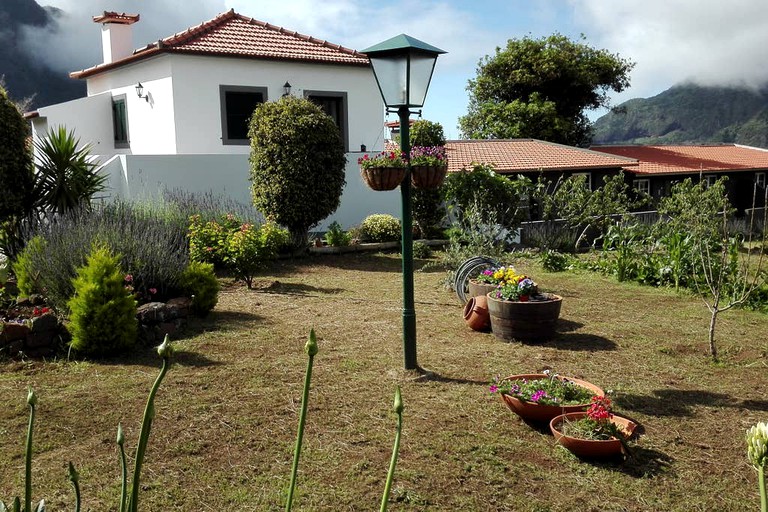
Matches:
[[592, 83, 768, 148], [0, 0, 85, 108]]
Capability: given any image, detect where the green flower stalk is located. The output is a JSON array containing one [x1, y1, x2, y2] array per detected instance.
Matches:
[[127, 335, 173, 512], [285, 329, 318, 512], [68, 463, 80, 512], [380, 386, 404, 512], [24, 389, 36, 512], [117, 424, 127, 512], [747, 422, 768, 512]]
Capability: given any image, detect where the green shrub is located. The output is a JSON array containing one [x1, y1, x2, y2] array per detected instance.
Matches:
[[188, 213, 241, 267], [68, 244, 137, 356], [360, 214, 401, 243], [324, 221, 351, 247], [259, 221, 292, 255], [178, 261, 219, 316], [13, 235, 46, 296], [412, 188, 446, 239], [412, 241, 432, 259], [249, 97, 347, 248], [12, 202, 189, 311], [410, 119, 446, 147], [226, 223, 283, 289], [0, 85, 34, 225], [540, 250, 573, 272]]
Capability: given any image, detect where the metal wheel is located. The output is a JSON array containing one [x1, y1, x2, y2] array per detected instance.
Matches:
[[454, 256, 500, 303]]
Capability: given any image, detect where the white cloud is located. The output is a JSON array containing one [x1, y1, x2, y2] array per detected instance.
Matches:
[[571, 0, 768, 102]]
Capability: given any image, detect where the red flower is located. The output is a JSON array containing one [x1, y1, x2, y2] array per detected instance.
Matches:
[[586, 395, 613, 421]]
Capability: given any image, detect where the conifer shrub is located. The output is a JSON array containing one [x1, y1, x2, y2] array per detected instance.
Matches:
[[178, 261, 219, 316], [13, 235, 46, 296], [359, 214, 402, 243], [67, 244, 137, 356]]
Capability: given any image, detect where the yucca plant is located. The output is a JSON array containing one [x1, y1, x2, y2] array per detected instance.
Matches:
[[33, 126, 107, 215]]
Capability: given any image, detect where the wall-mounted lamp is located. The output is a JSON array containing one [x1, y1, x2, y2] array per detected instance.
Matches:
[[282, 81, 292, 97], [135, 82, 149, 102]]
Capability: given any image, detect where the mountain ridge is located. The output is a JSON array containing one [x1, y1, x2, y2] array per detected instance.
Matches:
[[592, 83, 768, 148]]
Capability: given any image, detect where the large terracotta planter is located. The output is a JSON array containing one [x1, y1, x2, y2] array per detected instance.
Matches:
[[486, 293, 562, 342], [467, 280, 497, 300], [411, 165, 447, 189], [360, 166, 406, 191], [550, 412, 637, 459], [463, 295, 490, 331], [499, 374, 604, 423]]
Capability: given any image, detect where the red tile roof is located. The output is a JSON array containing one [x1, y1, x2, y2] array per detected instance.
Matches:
[[71, 9, 369, 79], [443, 139, 637, 173], [591, 144, 768, 175]]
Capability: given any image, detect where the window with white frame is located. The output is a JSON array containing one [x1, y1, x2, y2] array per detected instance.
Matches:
[[704, 174, 718, 188], [220, 85, 267, 145], [633, 178, 651, 195], [756, 172, 766, 188], [571, 172, 592, 190]]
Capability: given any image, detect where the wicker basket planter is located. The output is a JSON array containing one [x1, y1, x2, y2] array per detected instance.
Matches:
[[360, 166, 406, 191]]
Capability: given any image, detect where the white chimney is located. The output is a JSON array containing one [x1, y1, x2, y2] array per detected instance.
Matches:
[[92, 11, 140, 64]]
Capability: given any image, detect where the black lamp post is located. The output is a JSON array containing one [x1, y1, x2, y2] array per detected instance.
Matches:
[[362, 34, 445, 370]]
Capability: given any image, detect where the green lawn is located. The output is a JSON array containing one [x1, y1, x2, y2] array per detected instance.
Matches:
[[1, 252, 766, 511]]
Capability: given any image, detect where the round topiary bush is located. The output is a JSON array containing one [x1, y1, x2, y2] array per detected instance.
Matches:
[[410, 119, 446, 147], [360, 214, 401, 243], [249, 97, 346, 249]]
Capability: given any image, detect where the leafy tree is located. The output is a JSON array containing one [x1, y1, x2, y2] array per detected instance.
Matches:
[[33, 126, 108, 215], [409, 119, 447, 238], [459, 34, 633, 146], [249, 97, 346, 249], [410, 119, 446, 147], [442, 163, 530, 230], [0, 84, 35, 259], [531, 172, 640, 251], [660, 177, 767, 361]]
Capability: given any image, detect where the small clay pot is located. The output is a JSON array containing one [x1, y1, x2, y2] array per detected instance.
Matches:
[[463, 295, 490, 331]]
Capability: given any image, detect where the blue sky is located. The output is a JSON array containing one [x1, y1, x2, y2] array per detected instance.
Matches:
[[30, 0, 768, 140]]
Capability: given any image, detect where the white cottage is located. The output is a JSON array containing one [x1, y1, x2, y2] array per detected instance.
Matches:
[[27, 10, 399, 228]]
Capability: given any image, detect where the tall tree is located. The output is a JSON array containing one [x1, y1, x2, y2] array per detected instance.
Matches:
[[459, 34, 633, 146], [249, 97, 346, 249]]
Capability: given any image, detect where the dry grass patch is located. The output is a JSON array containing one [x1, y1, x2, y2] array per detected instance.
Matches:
[[1, 252, 767, 511]]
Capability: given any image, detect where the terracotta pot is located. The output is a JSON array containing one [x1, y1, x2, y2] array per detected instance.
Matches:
[[486, 293, 562, 342], [360, 166, 406, 191], [499, 374, 604, 423], [463, 295, 490, 331], [467, 280, 497, 300], [550, 412, 637, 459], [411, 164, 447, 189]]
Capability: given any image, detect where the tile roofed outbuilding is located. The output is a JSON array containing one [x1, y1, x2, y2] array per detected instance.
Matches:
[[591, 144, 768, 175], [71, 9, 369, 79], [444, 139, 638, 173]]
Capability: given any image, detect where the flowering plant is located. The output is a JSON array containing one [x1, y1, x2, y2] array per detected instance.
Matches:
[[358, 151, 406, 170], [409, 146, 447, 167], [746, 421, 768, 511], [489, 370, 594, 406], [557, 396, 633, 454], [477, 265, 538, 301]]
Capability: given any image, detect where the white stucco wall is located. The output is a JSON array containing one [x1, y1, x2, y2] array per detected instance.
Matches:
[[168, 54, 385, 154], [98, 153, 400, 230], [85, 57, 177, 154], [32, 93, 113, 154]]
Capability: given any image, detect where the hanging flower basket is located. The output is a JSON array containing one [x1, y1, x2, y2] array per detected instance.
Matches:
[[411, 165, 448, 189], [409, 146, 448, 189], [360, 166, 407, 191], [358, 151, 407, 191]]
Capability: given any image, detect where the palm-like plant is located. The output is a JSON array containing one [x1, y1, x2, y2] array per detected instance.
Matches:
[[33, 127, 107, 215]]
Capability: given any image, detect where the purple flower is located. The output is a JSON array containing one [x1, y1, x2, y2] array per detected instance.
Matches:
[[489, 384, 498, 394], [510, 384, 520, 394], [530, 390, 547, 402]]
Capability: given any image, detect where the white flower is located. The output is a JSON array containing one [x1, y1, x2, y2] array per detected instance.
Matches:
[[747, 422, 768, 468]]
